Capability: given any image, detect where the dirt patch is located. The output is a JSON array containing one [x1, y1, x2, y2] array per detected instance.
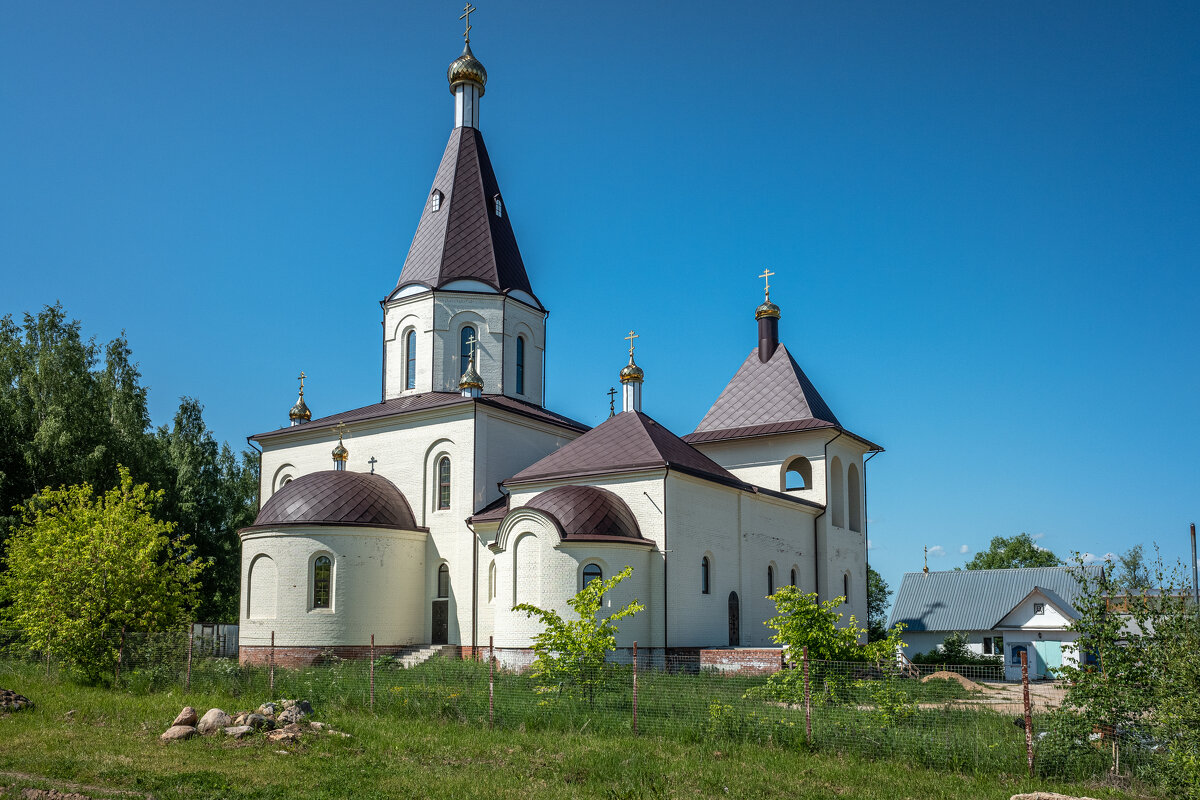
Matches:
[[19, 790, 96, 800], [921, 671, 983, 692], [0, 773, 149, 800]]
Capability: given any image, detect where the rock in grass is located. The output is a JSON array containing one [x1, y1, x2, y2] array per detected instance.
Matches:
[[257, 702, 278, 716], [265, 729, 301, 743], [172, 706, 198, 727], [277, 706, 307, 725], [0, 689, 34, 712], [309, 721, 327, 731], [1010, 794, 1102, 800], [245, 713, 273, 730], [224, 725, 254, 739], [196, 708, 232, 734], [161, 725, 197, 741]]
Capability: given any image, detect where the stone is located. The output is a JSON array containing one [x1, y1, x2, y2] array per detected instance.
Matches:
[[309, 721, 327, 731], [160, 725, 197, 741], [1010, 794, 1102, 800], [224, 725, 254, 739], [257, 702, 278, 716], [196, 708, 232, 735], [0, 688, 34, 712], [265, 729, 301, 743], [277, 706, 307, 725], [172, 706, 198, 727], [283, 723, 304, 733], [294, 699, 314, 715], [233, 712, 248, 726], [245, 713, 273, 730]]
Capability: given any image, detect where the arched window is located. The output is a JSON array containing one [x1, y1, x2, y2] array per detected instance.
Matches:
[[405, 330, 417, 390], [767, 565, 775, 596], [830, 456, 845, 528], [1011, 644, 1027, 666], [784, 456, 812, 491], [437, 457, 451, 510], [790, 568, 797, 587], [848, 462, 862, 532], [437, 563, 450, 598], [582, 563, 602, 589], [515, 335, 526, 395], [488, 561, 496, 601], [843, 572, 850, 602], [493, 194, 503, 217], [701, 556, 711, 595], [313, 556, 331, 609], [430, 189, 443, 212], [460, 326, 476, 375]]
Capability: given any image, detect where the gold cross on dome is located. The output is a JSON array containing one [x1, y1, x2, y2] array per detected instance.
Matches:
[[460, 2, 476, 43], [624, 329, 639, 356], [758, 268, 775, 301], [297, 371, 306, 392], [465, 332, 478, 359], [333, 422, 348, 439]]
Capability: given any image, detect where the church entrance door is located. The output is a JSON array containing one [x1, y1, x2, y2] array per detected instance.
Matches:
[[431, 599, 448, 644], [728, 591, 740, 646]]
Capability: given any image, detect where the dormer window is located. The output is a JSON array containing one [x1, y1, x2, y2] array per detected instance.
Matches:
[[430, 190, 443, 212], [493, 194, 503, 217]]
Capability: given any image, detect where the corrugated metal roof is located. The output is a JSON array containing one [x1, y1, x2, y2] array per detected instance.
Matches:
[[887, 566, 1102, 632]]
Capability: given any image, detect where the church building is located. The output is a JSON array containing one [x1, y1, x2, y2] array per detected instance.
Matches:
[[238, 26, 881, 666]]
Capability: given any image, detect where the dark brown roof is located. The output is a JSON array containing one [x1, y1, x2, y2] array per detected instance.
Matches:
[[244, 471, 420, 531], [505, 410, 740, 487], [251, 393, 588, 442], [390, 126, 537, 303], [524, 485, 643, 541], [467, 494, 509, 525]]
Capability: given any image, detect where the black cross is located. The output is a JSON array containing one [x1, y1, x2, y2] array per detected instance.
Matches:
[[367, 456, 378, 474], [607, 387, 617, 416]]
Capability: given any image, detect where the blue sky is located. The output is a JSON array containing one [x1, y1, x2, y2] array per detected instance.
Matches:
[[3, 2, 1198, 606]]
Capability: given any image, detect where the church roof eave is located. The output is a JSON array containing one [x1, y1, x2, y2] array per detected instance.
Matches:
[[682, 422, 884, 453]]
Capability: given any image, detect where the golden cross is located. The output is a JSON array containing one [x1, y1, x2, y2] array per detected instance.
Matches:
[[460, 2, 476, 43], [758, 268, 775, 301], [624, 329, 639, 356], [297, 371, 306, 393], [465, 332, 478, 360], [333, 422, 348, 439]]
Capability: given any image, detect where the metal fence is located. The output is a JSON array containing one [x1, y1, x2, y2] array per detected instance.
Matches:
[[0, 627, 1167, 786]]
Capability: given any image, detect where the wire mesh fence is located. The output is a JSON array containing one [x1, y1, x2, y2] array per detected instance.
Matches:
[[0, 627, 1172, 786]]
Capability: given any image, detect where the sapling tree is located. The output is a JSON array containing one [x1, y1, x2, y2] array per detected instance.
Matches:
[[514, 565, 644, 703]]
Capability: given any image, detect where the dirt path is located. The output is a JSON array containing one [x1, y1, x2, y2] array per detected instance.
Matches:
[[0, 772, 151, 800]]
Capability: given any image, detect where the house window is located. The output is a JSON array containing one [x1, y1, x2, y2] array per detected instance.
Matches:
[[983, 636, 993, 655], [790, 568, 797, 587], [1034, 603, 1046, 615], [767, 565, 775, 596], [405, 330, 416, 390], [313, 556, 331, 609], [582, 563, 602, 589], [515, 336, 526, 395], [437, 563, 450, 598], [1011, 644, 1027, 666], [460, 326, 476, 376], [995, 636, 1003, 653], [701, 556, 710, 595], [437, 457, 451, 510]]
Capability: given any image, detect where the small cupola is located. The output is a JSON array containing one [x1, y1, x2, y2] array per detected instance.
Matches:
[[447, 7, 486, 129], [289, 371, 311, 426], [459, 332, 484, 398], [619, 330, 644, 412], [331, 432, 349, 471], [755, 269, 781, 362]]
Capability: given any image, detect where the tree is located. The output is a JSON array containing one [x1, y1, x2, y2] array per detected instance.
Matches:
[[964, 533, 1060, 570], [761, 586, 904, 663], [514, 566, 644, 703], [866, 566, 892, 641], [1112, 544, 1152, 592], [0, 468, 205, 682]]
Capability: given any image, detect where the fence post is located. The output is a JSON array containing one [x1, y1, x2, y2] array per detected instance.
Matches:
[[803, 645, 811, 746], [488, 635, 494, 730], [632, 641, 639, 736], [269, 630, 275, 696], [1021, 650, 1034, 778], [370, 634, 376, 711], [186, 623, 194, 690], [114, 626, 126, 686]]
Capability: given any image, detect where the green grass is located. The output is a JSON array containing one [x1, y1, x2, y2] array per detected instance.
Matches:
[[0, 662, 1160, 800]]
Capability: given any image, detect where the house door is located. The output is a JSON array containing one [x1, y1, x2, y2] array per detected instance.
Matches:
[[1006, 642, 1033, 681], [431, 600, 448, 645], [1034, 641, 1062, 678], [728, 591, 740, 646]]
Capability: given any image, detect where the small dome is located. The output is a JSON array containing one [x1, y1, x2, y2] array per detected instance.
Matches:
[[331, 435, 349, 462], [289, 396, 311, 422], [459, 360, 483, 390], [619, 356, 644, 384], [755, 300, 781, 320], [524, 485, 642, 540], [448, 42, 487, 96], [247, 471, 418, 531]]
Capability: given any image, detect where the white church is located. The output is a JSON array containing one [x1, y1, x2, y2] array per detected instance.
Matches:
[[238, 28, 881, 667]]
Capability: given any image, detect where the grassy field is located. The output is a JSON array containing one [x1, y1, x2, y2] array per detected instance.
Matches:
[[0, 665, 1159, 800]]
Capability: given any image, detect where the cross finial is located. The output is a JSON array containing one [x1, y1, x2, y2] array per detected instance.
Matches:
[[367, 456, 378, 474], [758, 268, 775, 301], [297, 371, 306, 395], [460, 2, 476, 43], [465, 332, 478, 360], [607, 386, 617, 416], [923, 545, 929, 574], [333, 422, 348, 440], [624, 329, 639, 357]]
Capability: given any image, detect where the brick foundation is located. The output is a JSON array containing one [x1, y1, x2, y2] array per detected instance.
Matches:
[[698, 647, 785, 675], [241, 645, 426, 668]]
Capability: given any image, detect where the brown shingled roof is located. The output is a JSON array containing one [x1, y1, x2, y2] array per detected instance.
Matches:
[[391, 126, 536, 303], [467, 494, 509, 525], [505, 410, 739, 486], [243, 471, 421, 531], [524, 485, 644, 541]]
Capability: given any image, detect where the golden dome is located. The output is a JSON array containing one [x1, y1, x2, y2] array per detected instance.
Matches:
[[755, 300, 781, 320], [448, 42, 487, 96], [459, 361, 484, 390], [289, 395, 311, 422], [619, 356, 644, 384], [331, 434, 349, 463]]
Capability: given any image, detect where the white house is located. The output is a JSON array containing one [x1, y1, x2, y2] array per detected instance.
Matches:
[[888, 566, 1102, 680], [237, 29, 882, 667]]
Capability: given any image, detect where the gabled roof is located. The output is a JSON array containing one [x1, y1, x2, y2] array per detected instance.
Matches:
[[994, 586, 1081, 627], [684, 344, 878, 447], [505, 410, 740, 487], [251, 393, 588, 442], [392, 126, 536, 303], [888, 566, 1102, 633]]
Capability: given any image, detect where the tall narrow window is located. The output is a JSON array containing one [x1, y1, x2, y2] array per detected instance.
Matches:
[[460, 326, 476, 376], [515, 335, 526, 395], [437, 563, 450, 598], [843, 573, 850, 601], [701, 556, 711, 595], [313, 556, 331, 609], [767, 565, 775, 596], [790, 568, 797, 587], [437, 457, 451, 510], [493, 194, 503, 217], [582, 563, 602, 588], [405, 330, 416, 390], [488, 561, 496, 601]]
